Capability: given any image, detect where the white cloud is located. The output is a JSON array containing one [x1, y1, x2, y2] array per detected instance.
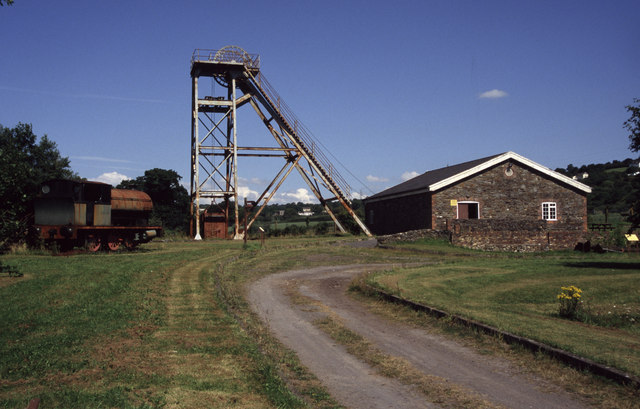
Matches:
[[366, 174, 389, 183], [351, 191, 368, 200], [237, 186, 259, 201], [92, 171, 130, 186], [401, 171, 420, 181], [280, 188, 317, 204], [478, 89, 508, 99]]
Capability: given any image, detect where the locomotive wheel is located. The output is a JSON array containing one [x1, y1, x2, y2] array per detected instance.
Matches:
[[124, 239, 138, 250], [107, 234, 122, 251], [86, 236, 102, 252]]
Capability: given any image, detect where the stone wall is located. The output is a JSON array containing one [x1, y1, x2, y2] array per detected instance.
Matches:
[[450, 219, 587, 251]]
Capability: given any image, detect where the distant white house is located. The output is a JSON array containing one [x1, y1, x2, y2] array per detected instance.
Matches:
[[298, 207, 314, 216], [572, 172, 589, 180]]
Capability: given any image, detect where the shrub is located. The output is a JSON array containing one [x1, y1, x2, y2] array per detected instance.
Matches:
[[282, 225, 307, 236], [314, 222, 331, 235], [557, 285, 582, 318]]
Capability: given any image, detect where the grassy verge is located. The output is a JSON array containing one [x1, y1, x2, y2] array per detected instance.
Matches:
[[362, 248, 640, 377], [0, 240, 309, 408], [386, 237, 479, 255]]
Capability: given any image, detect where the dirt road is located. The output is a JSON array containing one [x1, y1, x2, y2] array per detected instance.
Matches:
[[247, 264, 590, 409]]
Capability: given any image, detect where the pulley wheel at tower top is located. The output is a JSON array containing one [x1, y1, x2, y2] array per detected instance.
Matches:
[[213, 45, 251, 64], [213, 45, 252, 87]]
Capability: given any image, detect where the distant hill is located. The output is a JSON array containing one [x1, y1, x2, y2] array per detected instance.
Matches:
[[555, 158, 640, 214]]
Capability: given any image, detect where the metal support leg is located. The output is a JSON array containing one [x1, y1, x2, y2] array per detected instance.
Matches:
[[192, 75, 202, 240]]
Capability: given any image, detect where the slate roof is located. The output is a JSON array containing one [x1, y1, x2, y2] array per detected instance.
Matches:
[[365, 151, 591, 202]]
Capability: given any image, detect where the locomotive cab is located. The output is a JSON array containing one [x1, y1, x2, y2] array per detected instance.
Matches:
[[33, 179, 161, 251], [34, 180, 112, 232]]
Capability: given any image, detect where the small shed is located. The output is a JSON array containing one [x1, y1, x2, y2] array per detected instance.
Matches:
[[202, 209, 227, 239], [364, 152, 592, 251]]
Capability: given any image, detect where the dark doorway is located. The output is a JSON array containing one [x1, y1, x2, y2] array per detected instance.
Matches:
[[458, 202, 479, 219]]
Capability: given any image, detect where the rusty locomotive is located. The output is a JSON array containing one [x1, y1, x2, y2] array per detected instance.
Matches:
[[33, 179, 162, 251]]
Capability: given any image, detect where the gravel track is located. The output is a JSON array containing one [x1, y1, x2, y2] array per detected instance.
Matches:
[[247, 264, 590, 409]]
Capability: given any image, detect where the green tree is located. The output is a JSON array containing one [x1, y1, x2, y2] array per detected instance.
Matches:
[[624, 98, 640, 152], [622, 98, 640, 230], [0, 123, 76, 251], [627, 180, 640, 231], [118, 168, 190, 232]]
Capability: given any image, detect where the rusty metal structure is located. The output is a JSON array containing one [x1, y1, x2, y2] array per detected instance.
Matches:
[[33, 179, 162, 251], [190, 46, 371, 239]]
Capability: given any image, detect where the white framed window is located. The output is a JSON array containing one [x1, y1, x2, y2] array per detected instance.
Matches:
[[542, 202, 557, 221]]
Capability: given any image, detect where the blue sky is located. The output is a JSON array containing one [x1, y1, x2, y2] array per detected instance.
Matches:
[[1, 0, 638, 203]]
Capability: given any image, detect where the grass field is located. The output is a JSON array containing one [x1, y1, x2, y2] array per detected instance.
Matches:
[[255, 220, 334, 231], [0, 240, 305, 408], [368, 238, 640, 377], [1, 237, 639, 408]]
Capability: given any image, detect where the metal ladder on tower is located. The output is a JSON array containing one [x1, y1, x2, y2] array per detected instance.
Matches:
[[239, 69, 371, 236]]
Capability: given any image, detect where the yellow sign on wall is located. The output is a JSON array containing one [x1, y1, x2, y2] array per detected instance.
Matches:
[[450, 199, 458, 206]]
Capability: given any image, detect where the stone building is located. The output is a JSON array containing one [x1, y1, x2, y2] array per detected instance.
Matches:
[[363, 152, 592, 251]]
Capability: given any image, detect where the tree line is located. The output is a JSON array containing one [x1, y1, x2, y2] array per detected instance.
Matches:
[[0, 123, 76, 251], [555, 158, 639, 215]]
